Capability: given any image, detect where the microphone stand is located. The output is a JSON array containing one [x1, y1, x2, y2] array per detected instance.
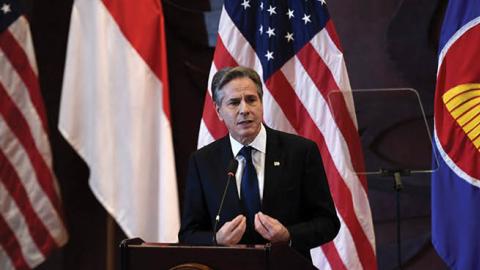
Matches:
[[213, 160, 238, 245], [381, 168, 410, 270]]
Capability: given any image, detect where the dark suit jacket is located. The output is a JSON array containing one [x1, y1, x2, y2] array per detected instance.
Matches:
[[179, 127, 340, 258]]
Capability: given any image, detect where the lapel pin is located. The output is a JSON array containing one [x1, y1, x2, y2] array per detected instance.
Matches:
[[274, 161, 280, 166]]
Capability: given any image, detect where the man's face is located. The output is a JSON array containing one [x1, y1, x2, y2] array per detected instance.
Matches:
[[215, 77, 263, 145]]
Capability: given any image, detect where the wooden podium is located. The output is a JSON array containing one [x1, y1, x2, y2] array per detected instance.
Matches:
[[120, 238, 317, 270]]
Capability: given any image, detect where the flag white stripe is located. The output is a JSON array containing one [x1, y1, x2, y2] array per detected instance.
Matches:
[[310, 30, 350, 90], [330, 214, 362, 269], [197, 120, 216, 148], [309, 31, 357, 126], [0, 246, 15, 270], [0, 49, 52, 167], [310, 247, 332, 270], [261, 86, 297, 134], [7, 17, 38, 76], [206, 61, 217, 97], [282, 56, 375, 249], [0, 182, 44, 268], [60, 0, 179, 242], [0, 116, 67, 244], [311, 212, 364, 270]]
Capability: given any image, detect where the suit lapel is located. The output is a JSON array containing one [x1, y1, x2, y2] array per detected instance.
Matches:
[[262, 128, 284, 212], [218, 136, 242, 220], [219, 136, 233, 177]]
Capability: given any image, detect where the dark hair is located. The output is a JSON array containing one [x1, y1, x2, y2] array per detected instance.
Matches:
[[210, 66, 263, 106]]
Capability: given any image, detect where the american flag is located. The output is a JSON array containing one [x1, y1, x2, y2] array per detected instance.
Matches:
[[198, 0, 377, 269], [0, 0, 68, 269]]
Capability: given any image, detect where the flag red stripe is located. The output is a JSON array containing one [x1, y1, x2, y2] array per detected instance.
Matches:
[[323, 158, 377, 270], [325, 21, 342, 52], [0, 150, 58, 255], [201, 36, 240, 139], [265, 72, 309, 133], [213, 36, 239, 68], [0, 30, 49, 134], [321, 153, 377, 269], [297, 43, 368, 189], [322, 242, 348, 270], [0, 83, 62, 215], [101, 0, 171, 119], [201, 93, 228, 139], [156, 3, 170, 120], [265, 71, 376, 269], [0, 215, 30, 270]]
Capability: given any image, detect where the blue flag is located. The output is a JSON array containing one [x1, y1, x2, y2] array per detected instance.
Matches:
[[432, 1, 480, 269]]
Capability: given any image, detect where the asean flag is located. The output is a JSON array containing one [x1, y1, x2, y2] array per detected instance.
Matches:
[[432, 0, 480, 269]]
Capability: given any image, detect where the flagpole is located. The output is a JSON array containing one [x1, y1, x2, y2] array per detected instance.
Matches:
[[106, 214, 115, 270], [382, 169, 406, 269]]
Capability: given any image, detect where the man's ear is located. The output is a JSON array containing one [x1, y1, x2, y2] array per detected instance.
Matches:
[[215, 104, 224, 121]]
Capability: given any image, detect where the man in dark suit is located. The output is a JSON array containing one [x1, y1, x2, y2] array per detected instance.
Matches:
[[179, 66, 340, 259]]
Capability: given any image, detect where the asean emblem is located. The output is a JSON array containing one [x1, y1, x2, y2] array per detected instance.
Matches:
[[442, 83, 480, 151]]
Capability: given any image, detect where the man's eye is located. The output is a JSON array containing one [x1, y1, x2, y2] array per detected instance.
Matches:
[[228, 100, 240, 106], [246, 97, 258, 103]]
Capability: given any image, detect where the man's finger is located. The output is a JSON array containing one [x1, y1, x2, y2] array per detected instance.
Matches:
[[256, 212, 291, 243], [231, 216, 247, 242], [225, 214, 245, 232], [255, 213, 271, 239], [257, 212, 277, 231], [232, 216, 246, 233], [217, 215, 246, 245]]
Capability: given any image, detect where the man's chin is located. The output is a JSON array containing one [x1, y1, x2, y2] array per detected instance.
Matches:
[[235, 129, 260, 144]]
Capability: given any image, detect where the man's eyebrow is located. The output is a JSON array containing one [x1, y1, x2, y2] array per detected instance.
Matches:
[[225, 97, 241, 102]]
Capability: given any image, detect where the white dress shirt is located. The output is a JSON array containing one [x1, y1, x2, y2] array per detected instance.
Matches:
[[229, 124, 267, 201]]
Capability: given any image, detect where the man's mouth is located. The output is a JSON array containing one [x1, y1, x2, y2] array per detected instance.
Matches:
[[237, 120, 253, 125]]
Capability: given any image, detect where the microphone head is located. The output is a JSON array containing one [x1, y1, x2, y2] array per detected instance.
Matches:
[[227, 159, 239, 175]]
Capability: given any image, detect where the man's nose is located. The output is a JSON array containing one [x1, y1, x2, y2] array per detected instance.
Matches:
[[239, 99, 250, 114]]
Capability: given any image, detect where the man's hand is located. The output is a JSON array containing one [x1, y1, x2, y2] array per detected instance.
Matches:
[[216, 215, 246, 245], [254, 212, 290, 243]]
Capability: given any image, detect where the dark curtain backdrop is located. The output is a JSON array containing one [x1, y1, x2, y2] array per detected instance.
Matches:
[[25, 0, 448, 269]]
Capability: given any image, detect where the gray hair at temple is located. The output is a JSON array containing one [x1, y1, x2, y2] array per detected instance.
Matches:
[[210, 66, 263, 106]]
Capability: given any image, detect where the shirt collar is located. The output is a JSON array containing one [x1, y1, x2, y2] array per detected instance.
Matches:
[[230, 124, 267, 156]]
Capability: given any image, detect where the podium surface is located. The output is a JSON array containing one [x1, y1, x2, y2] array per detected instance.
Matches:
[[120, 238, 317, 270]]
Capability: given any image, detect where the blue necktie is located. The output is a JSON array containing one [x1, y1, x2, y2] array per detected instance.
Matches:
[[239, 146, 261, 231]]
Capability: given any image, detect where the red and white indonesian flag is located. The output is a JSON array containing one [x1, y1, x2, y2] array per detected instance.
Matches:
[[59, 0, 179, 242], [198, 1, 377, 269], [1, 1, 68, 269]]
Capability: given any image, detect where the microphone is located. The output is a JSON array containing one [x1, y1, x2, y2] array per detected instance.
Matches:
[[213, 159, 239, 245]]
